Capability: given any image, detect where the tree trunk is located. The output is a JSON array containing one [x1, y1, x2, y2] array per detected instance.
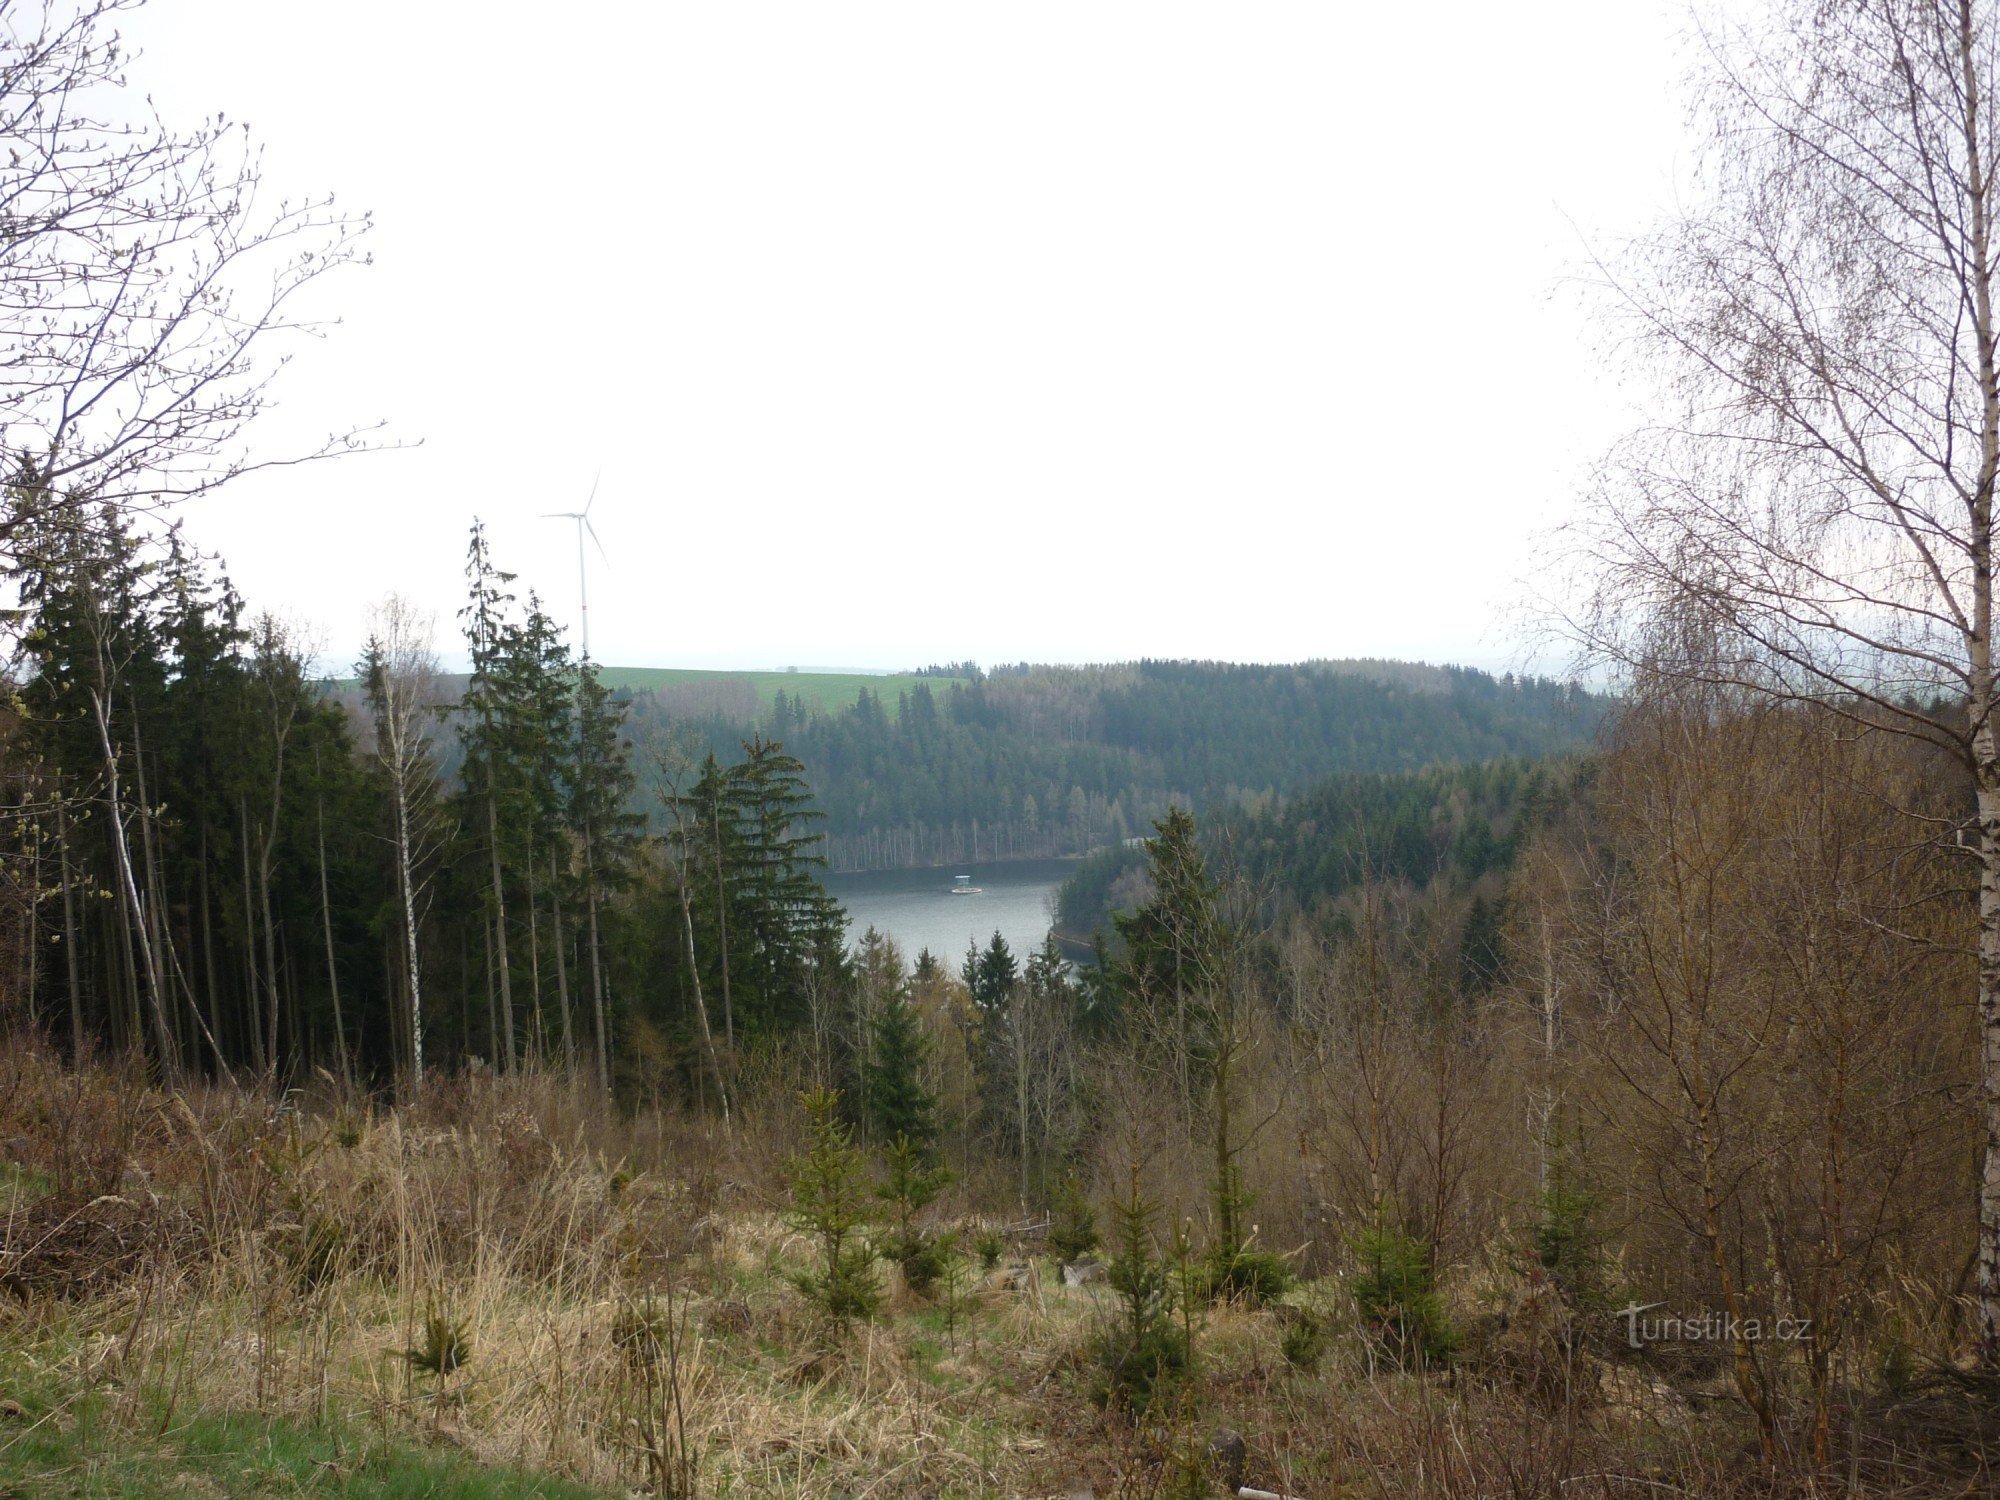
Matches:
[[583, 824, 609, 1096], [487, 791, 517, 1072], [132, 711, 223, 1078], [548, 845, 577, 1078], [524, 830, 546, 1063], [394, 770, 425, 1091], [316, 788, 350, 1088], [198, 819, 222, 1066], [56, 790, 82, 1056], [22, 798, 38, 1031], [259, 858, 281, 1081], [90, 688, 177, 1086], [712, 790, 733, 1050], [675, 864, 731, 1122], [239, 796, 264, 1075], [484, 913, 498, 1065], [1976, 768, 2000, 1362]]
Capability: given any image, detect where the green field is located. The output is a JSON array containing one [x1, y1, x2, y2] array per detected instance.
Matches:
[[594, 666, 965, 715]]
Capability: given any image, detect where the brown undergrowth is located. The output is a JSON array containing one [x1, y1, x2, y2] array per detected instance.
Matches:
[[0, 1037, 1992, 1497]]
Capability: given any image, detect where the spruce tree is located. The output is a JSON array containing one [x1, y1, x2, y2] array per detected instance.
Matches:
[[456, 521, 521, 1071], [962, 930, 1018, 1018], [570, 655, 640, 1092], [732, 736, 836, 1031], [508, 597, 578, 1065], [862, 989, 936, 1152], [784, 1087, 881, 1328], [875, 1132, 953, 1294]]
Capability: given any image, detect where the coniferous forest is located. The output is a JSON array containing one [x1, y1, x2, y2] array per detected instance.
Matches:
[[3, 508, 867, 1097], [626, 659, 1597, 871]]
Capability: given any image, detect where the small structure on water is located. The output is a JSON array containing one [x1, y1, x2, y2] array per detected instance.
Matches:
[[947, 873, 983, 896]]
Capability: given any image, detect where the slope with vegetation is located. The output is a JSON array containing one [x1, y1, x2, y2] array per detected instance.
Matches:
[[624, 658, 1601, 872]]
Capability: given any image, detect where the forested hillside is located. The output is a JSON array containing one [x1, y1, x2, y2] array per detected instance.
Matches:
[[624, 659, 1600, 871], [1054, 754, 1590, 966]]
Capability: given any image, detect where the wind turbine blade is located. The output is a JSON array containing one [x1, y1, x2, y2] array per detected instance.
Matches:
[[585, 516, 609, 565], [582, 470, 601, 517]]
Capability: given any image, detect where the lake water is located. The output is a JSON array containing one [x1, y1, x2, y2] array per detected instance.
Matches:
[[825, 858, 1075, 966]]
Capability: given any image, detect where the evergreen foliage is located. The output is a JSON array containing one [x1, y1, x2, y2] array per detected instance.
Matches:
[[1089, 1166, 1189, 1412], [623, 659, 1601, 874], [1349, 1219, 1457, 1368], [1527, 1177, 1615, 1314], [1048, 1175, 1101, 1266], [875, 1133, 954, 1295], [783, 1088, 882, 1327], [861, 989, 936, 1152]]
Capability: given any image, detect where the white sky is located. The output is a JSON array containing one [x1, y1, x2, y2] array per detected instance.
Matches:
[[122, 1, 1692, 675]]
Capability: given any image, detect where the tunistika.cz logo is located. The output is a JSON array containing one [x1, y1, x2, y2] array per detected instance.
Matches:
[[1616, 1303, 1813, 1349]]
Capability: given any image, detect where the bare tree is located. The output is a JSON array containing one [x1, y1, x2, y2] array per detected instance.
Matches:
[[0, 0, 377, 547], [646, 739, 732, 1121], [362, 595, 442, 1095], [1575, 0, 2000, 1363]]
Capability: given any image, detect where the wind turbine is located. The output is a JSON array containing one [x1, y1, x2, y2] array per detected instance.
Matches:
[[543, 473, 607, 659]]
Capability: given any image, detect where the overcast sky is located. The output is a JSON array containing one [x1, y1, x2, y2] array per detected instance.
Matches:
[[122, 1, 1691, 675]]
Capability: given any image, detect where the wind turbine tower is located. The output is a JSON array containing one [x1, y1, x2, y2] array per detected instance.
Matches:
[[543, 474, 606, 659]]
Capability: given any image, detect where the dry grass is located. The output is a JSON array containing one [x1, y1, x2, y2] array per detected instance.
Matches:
[[1, 1036, 1993, 1497]]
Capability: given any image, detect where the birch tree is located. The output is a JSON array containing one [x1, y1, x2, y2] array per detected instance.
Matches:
[[0, 0, 376, 548], [362, 595, 442, 1094], [1577, 0, 2000, 1364]]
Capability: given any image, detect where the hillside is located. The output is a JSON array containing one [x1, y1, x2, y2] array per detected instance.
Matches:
[[1055, 753, 1591, 949], [618, 658, 1603, 871]]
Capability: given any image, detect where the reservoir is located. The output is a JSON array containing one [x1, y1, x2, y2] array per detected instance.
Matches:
[[825, 858, 1075, 968]]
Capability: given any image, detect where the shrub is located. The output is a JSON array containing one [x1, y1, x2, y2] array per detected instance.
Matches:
[[973, 1227, 1005, 1271], [612, 1298, 675, 1369], [288, 1213, 348, 1291], [1527, 1179, 1613, 1313], [1088, 1166, 1189, 1412], [876, 1133, 954, 1296], [1202, 1245, 1292, 1306], [404, 1312, 471, 1389], [1201, 1152, 1291, 1304], [1280, 1306, 1328, 1370], [784, 1088, 881, 1327], [1049, 1174, 1100, 1265], [1349, 1220, 1456, 1367]]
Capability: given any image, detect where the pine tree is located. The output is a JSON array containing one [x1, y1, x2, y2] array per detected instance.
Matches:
[[16, 505, 181, 1077], [1112, 804, 1222, 1038], [668, 752, 743, 1050]]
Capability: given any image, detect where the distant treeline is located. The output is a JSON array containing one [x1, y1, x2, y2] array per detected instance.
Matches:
[[622, 660, 1602, 873], [1055, 755, 1593, 969]]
